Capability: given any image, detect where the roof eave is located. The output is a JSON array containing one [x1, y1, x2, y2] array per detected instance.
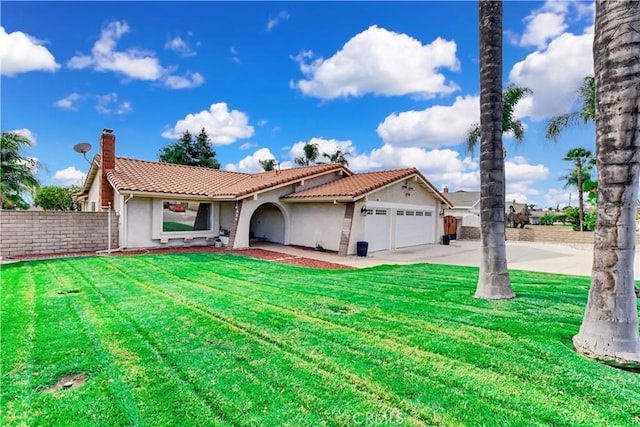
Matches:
[[281, 196, 355, 203]]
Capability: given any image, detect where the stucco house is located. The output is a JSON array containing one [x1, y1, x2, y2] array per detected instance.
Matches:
[[79, 129, 453, 256]]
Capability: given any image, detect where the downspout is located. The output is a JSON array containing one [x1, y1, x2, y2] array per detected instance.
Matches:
[[122, 193, 133, 248], [96, 193, 133, 255]]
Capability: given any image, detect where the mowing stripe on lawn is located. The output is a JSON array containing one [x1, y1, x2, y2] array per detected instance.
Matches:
[[147, 254, 640, 424], [3, 254, 639, 426], [68, 256, 424, 426], [1, 264, 37, 426], [51, 259, 239, 426], [110, 255, 637, 425], [38, 261, 145, 426]]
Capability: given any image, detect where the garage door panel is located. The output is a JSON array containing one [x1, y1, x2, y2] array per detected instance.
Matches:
[[396, 210, 435, 248], [364, 209, 389, 252]]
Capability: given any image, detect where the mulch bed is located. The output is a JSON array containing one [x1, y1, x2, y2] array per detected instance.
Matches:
[[5, 246, 353, 270]]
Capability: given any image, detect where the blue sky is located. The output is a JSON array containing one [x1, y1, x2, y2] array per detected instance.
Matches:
[[1, 1, 596, 209]]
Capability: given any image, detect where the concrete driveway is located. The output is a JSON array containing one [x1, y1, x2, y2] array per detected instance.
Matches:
[[253, 240, 633, 278]]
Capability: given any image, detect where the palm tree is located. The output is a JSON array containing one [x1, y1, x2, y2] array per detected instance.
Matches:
[[294, 143, 319, 166], [322, 148, 350, 166], [1, 132, 40, 209], [545, 76, 595, 141], [563, 148, 593, 231], [474, 0, 514, 300], [465, 84, 531, 153], [259, 158, 276, 172], [573, 0, 640, 367]]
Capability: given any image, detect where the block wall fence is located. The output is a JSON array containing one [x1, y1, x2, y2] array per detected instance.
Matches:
[[460, 224, 640, 245], [0, 211, 119, 258]]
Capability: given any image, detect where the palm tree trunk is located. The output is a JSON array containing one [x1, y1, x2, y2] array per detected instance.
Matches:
[[573, 0, 640, 366], [475, 0, 514, 300], [576, 159, 584, 232]]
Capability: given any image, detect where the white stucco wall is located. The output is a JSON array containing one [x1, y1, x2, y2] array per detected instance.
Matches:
[[231, 173, 345, 249], [85, 176, 100, 212], [219, 202, 235, 234], [118, 197, 220, 249], [233, 188, 292, 249], [288, 203, 345, 251]]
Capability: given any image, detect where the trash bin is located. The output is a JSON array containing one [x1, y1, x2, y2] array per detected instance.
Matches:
[[356, 241, 369, 257], [442, 235, 450, 245]]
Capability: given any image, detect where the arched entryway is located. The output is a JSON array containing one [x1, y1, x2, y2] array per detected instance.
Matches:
[[249, 203, 285, 245]]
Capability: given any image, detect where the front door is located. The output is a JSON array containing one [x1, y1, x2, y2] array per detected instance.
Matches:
[[444, 215, 457, 240]]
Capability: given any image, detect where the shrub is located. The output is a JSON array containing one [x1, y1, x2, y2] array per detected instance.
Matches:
[[539, 213, 567, 225], [582, 211, 596, 231]]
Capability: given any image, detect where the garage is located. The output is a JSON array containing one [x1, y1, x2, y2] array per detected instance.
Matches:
[[363, 208, 390, 252], [395, 209, 435, 248], [363, 207, 436, 252]]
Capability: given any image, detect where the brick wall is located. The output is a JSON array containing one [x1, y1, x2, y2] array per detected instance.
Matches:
[[0, 211, 119, 258]]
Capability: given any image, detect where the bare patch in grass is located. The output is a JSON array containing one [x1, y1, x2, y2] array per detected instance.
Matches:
[[56, 289, 81, 295], [44, 373, 88, 393]]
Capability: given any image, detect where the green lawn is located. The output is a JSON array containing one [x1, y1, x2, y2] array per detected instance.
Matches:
[[2, 253, 639, 426]]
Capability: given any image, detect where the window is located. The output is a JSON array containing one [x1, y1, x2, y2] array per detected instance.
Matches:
[[406, 211, 415, 216], [397, 211, 404, 216], [91, 201, 96, 212], [162, 201, 212, 232], [416, 211, 424, 217], [425, 211, 433, 217], [375, 209, 387, 215]]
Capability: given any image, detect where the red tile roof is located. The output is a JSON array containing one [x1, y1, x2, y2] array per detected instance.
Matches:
[[104, 157, 349, 199], [211, 163, 350, 198], [283, 167, 452, 206], [106, 158, 247, 196]]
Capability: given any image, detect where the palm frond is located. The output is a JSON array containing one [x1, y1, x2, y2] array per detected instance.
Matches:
[[465, 124, 481, 155]]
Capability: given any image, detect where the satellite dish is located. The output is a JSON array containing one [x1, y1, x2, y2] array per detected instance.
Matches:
[[73, 142, 93, 163], [73, 142, 92, 154]]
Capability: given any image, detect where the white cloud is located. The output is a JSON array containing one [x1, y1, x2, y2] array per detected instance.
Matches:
[[225, 148, 277, 173], [0, 26, 60, 76], [165, 35, 196, 57], [509, 1, 594, 120], [230, 46, 240, 63], [266, 11, 290, 32], [161, 102, 254, 145], [52, 166, 86, 186], [377, 95, 479, 148], [344, 144, 548, 204], [54, 93, 82, 111], [291, 25, 460, 100], [289, 137, 355, 163], [520, 8, 567, 49], [239, 142, 257, 150], [9, 128, 37, 145], [95, 93, 132, 115], [67, 20, 204, 89], [543, 187, 578, 209], [509, 29, 593, 121], [163, 71, 204, 89]]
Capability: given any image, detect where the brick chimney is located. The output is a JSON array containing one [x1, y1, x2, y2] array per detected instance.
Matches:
[[100, 128, 115, 210], [443, 186, 449, 193]]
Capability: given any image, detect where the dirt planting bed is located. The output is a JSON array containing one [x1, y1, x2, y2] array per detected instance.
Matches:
[[6, 246, 353, 270]]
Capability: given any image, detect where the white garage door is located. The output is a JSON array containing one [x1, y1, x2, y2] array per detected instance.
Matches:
[[363, 208, 390, 252], [395, 210, 435, 248]]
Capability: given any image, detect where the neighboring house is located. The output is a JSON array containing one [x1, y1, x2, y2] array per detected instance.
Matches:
[[441, 189, 481, 232], [78, 129, 453, 256]]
